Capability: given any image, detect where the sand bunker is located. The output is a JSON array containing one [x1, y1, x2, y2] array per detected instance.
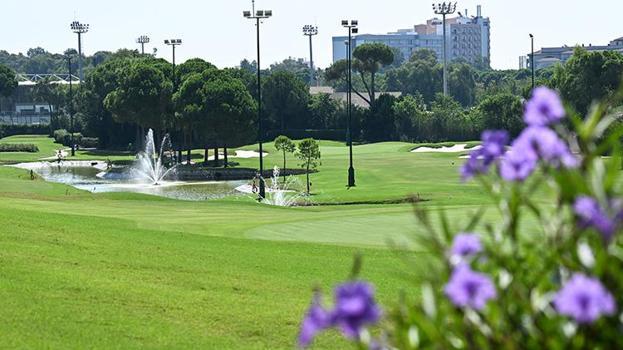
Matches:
[[412, 144, 481, 153]]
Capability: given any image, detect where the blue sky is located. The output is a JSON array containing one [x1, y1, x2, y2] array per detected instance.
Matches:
[[3, 0, 621, 70]]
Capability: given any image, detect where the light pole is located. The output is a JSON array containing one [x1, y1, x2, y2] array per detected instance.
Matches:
[[432, 2, 456, 96], [70, 21, 89, 82], [342, 19, 358, 188], [164, 39, 182, 85], [66, 54, 75, 156], [243, 1, 272, 200], [137, 35, 150, 55], [165, 39, 183, 163], [529, 34, 535, 90], [302, 25, 319, 86]]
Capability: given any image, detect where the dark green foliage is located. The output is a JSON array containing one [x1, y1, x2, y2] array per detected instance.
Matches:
[[269, 57, 313, 84], [392, 94, 428, 142], [80, 137, 99, 148], [448, 63, 476, 107], [176, 58, 216, 82], [429, 94, 475, 142], [0, 125, 49, 139], [386, 49, 442, 105], [308, 93, 340, 129], [264, 129, 346, 142], [53, 129, 82, 147], [203, 73, 258, 150], [0, 64, 17, 98], [362, 94, 398, 142], [553, 48, 623, 114], [104, 60, 173, 131], [475, 93, 524, 137], [0, 143, 39, 152], [352, 43, 394, 107], [262, 71, 310, 130]]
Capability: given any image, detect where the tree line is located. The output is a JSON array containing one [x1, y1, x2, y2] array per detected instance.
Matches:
[[0, 45, 622, 151]]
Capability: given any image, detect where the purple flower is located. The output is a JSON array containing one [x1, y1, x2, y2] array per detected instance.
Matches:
[[298, 293, 332, 348], [450, 233, 483, 258], [516, 127, 579, 169], [444, 265, 497, 310], [331, 281, 382, 339], [461, 130, 509, 180], [553, 273, 616, 324], [499, 146, 538, 182], [574, 196, 623, 241], [524, 87, 566, 126], [499, 126, 578, 181]]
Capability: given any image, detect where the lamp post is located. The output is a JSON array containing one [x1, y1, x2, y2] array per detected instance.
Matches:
[[302, 25, 319, 86], [137, 35, 150, 55], [432, 2, 456, 96], [529, 34, 535, 90], [165, 39, 183, 163], [70, 21, 89, 83], [164, 39, 182, 85], [66, 54, 75, 156], [243, 1, 272, 200], [342, 19, 358, 188]]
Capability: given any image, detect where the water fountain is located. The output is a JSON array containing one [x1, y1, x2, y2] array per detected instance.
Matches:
[[262, 166, 304, 207], [133, 129, 177, 185]]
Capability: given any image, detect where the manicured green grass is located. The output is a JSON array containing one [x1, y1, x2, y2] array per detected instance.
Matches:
[[0, 135, 134, 163], [0, 135, 542, 349]]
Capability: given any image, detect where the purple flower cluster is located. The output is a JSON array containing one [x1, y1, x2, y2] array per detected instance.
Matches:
[[444, 264, 497, 310], [299, 293, 331, 348], [461, 130, 509, 180], [553, 273, 616, 324], [298, 281, 382, 348], [501, 87, 577, 181], [574, 196, 623, 241], [461, 87, 578, 182], [524, 87, 566, 126], [450, 233, 483, 258], [500, 126, 578, 181]]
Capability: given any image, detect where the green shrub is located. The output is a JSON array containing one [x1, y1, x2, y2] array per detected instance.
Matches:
[[0, 124, 49, 139], [0, 143, 39, 153], [80, 137, 99, 148], [53, 129, 83, 147], [53, 129, 69, 145]]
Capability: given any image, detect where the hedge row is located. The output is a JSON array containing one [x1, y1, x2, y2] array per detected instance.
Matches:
[[0, 143, 39, 153], [52, 129, 99, 148], [53, 129, 82, 147], [0, 125, 49, 139]]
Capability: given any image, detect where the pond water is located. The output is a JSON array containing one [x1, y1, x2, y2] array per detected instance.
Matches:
[[23, 162, 247, 201]]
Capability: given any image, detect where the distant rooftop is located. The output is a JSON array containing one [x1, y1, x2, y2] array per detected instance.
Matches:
[[16, 74, 81, 86]]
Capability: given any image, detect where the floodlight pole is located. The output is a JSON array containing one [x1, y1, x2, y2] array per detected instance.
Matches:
[[70, 21, 89, 83], [67, 55, 75, 156], [530, 34, 535, 90], [165, 39, 183, 162], [433, 2, 456, 96], [342, 20, 358, 188], [303, 25, 319, 85], [137, 35, 150, 55], [244, 4, 272, 200]]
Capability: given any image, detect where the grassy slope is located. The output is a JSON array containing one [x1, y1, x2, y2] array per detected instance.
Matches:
[[0, 135, 539, 349]]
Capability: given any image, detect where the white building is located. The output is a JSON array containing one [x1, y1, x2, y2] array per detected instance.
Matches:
[[332, 5, 490, 66]]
